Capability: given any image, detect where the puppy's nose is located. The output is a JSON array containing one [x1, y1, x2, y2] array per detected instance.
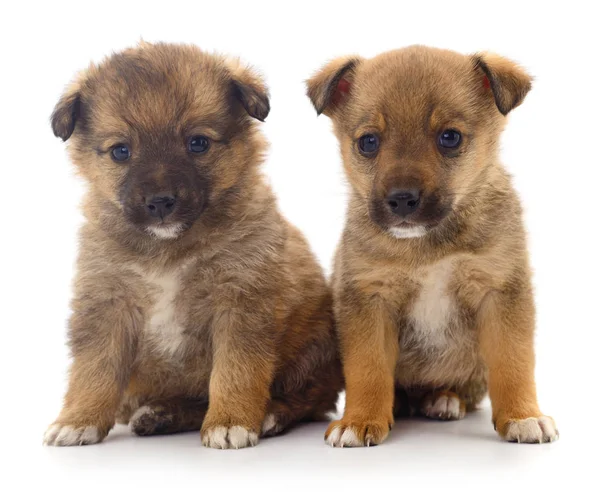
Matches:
[[145, 194, 176, 218], [386, 189, 421, 216]]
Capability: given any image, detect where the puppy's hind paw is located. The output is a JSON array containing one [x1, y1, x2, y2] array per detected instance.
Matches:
[[421, 391, 466, 421], [261, 413, 286, 437], [43, 423, 104, 446], [129, 405, 174, 436]]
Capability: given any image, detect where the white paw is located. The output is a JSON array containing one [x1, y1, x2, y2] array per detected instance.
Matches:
[[43, 424, 101, 446], [326, 419, 390, 448], [201, 425, 259, 449], [503, 416, 559, 443], [422, 393, 465, 420], [326, 425, 364, 447], [129, 405, 154, 426], [129, 405, 166, 435], [261, 413, 286, 437], [261, 413, 277, 435]]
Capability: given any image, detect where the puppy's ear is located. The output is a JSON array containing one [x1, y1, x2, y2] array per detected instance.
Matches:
[[472, 53, 532, 115], [227, 59, 270, 122], [306, 56, 362, 117], [51, 80, 82, 141]]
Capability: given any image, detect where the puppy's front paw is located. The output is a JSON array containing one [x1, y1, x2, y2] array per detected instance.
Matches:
[[499, 416, 558, 444], [325, 418, 391, 447], [421, 391, 466, 421], [201, 425, 259, 449], [43, 423, 104, 446]]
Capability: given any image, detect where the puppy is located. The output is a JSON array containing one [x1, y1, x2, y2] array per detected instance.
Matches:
[[44, 42, 342, 448], [307, 46, 558, 446]]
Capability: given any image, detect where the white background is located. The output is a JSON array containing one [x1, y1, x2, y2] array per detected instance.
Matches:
[[1, 0, 598, 498]]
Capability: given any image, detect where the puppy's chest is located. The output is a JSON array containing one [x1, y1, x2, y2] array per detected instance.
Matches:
[[131, 262, 211, 360], [400, 258, 470, 351]]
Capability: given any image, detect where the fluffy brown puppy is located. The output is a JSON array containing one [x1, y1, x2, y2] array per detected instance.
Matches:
[[43, 42, 342, 449], [307, 46, 557, 446]]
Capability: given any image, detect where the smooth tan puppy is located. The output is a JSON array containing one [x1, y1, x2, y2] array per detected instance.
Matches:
[[307, 45, 557, 446], [44, 42, 342, 448]]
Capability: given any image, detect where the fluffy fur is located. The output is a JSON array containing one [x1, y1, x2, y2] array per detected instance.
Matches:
[[307, 45, 557, 446], [44, 42, 342, 448]]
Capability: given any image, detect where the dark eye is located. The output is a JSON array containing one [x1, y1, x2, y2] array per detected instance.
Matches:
[[358, 134, 380, 156], [111, 144, 131, 162], [188, 136, 210, 154], [438, 129, 462, 150]]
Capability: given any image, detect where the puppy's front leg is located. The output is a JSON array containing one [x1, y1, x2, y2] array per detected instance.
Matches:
[[44, 293, 140, 446], [478, 286, 558, 443], [326, 297, 397, 447], [201, 309, 276, 449]]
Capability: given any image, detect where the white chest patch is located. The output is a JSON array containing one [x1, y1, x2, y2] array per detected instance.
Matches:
[[131, 261, 193, 358], [408, 257, 456, 348], [146, 269, 185, 356]]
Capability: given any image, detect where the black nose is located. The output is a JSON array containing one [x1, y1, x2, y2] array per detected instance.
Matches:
[[386, 189, 421, 216], [146, 194, 176, 218]]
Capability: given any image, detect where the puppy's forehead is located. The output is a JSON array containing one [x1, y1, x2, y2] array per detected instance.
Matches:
[[84, 45, 232, 134], [351, 47, 478, 127]]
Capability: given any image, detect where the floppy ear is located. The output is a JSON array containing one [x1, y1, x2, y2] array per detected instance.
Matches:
[[306, 56, 362, 117], [51, 80, 82, 141], [472, 52, 532, 115], [227, 59, 270, 122]]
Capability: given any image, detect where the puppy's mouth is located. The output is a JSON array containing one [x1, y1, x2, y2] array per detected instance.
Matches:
[[388, 222, 428, 239], [369, 192, 452, 240], [145, 222, 186, 240]]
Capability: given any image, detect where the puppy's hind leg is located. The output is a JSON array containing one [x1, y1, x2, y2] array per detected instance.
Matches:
[[263, 360, 343, 437], [392, 387, 420, 418], [130, 398, 208, 436]]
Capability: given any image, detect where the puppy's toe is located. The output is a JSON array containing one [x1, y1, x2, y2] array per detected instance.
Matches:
[[201, 425, 259, 449], [421, 391, 466, 421], [43, 423, 103, 446], [501, 416, 558, 444], [325, 418, 391, 448]]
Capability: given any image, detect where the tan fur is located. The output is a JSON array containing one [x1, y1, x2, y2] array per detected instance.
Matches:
[[307, 45, 557, 446], [44, 42, 342, 448]]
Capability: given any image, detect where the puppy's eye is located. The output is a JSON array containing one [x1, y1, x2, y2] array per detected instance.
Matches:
[[111, 144, 131, 162], [438, 129, 462, 150], [188, 136, 210, 154], [358, 134, 380, 156]]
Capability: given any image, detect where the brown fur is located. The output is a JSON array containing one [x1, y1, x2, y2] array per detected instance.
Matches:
[[44, 42, 342, 448], [307, 46, 557, 446]]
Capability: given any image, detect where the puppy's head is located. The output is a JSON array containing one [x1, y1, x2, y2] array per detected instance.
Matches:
[[307, 46, 531, 239], [52, 42, 269, 240]]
